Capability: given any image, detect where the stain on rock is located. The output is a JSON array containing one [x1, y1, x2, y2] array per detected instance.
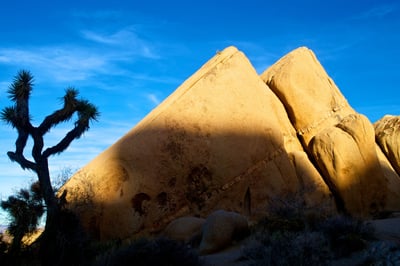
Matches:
[[186, 165, 213, 210], [157, 192, 168, 206], [131, 193, 151, 215], [168, 177, 177, 187]]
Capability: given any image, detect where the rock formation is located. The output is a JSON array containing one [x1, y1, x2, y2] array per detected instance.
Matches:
[[375, 115, 400, 176], [261, 47, 400, 217], [60, 46, 400, 242]]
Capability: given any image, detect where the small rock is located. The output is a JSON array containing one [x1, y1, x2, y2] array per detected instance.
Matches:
[[162, 216, 205, 244], [199, 210, 248, 255]]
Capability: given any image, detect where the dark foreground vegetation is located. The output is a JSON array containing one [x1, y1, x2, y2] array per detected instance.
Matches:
[[241, 194, 400, 266], [1, 193, 400, 266], [0, 223, 203, 266]]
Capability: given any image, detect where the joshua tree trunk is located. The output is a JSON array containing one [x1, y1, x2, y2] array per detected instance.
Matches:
[[36, 158, 58, 228]]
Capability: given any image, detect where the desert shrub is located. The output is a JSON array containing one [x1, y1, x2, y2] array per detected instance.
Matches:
[[246, 214, 376, 265], [244, 188, 376, 265], [88, 238, 123, 259], [319, 215, 375, 257], [254, 189, 331, 235], [1, 181, 44, 254], [253, 198, 306, 234], [94, 237, 203, 266], [361, 240, 400, 265], [243, 230, 330, 266], [256, 215, 305, 234]]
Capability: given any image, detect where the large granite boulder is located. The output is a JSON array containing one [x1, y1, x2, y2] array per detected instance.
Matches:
[[260, 47, 355, 147], [375, 115, 400, 176], [310, 114, 388, 215], [261, 47, 400, 216], [198, 210, 248, 255], [60, 46, 332, 240], [162, 216, 205, 244]]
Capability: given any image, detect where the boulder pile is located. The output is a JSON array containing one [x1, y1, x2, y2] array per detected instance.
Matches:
[[60, 46, 400, 242]]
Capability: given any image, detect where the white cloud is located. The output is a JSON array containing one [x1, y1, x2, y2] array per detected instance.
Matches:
[[0, 48, 107, 82], [81, 27, 160, 59], [352, 4, 397, 20], [0, 26, 161, 85]]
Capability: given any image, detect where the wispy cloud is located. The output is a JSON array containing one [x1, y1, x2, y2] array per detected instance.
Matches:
[[0, 25, 161, 85], [81, 27, 159, 59], [352, 4, 397, 20], [0, 47, 107, 82]]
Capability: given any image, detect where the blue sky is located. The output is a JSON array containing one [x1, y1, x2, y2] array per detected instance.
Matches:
[[0, 0, 399, 224]]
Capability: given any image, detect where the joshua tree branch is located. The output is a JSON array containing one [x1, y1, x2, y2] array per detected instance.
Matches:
[[39, 108, 75, 134], [42, 122, 88, 158], [7, 151, 37, 171], [38, 89, 79, 134]]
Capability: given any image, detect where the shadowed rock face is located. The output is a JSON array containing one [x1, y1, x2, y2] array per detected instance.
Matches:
[[61, 46, 400, 241]]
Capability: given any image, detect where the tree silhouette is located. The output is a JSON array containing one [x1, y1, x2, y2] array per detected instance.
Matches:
[[1, 181, 44, 254], [1, 70, 99, 256]]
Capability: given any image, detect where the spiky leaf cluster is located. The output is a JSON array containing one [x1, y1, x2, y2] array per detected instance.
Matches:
[[6, 70, 33, 102], [1, 70, 100, 171]]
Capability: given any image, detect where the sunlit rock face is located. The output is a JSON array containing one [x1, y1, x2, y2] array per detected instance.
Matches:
[[60, 46, 333, 240], [375, 115, 400, 176], [261, 47, 400, 217], [61, 46, 400, 241]]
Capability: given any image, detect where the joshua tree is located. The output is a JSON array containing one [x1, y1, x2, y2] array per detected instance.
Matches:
[[0, 70, 99, 245]]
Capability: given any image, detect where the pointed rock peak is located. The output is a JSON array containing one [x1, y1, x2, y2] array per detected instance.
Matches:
[[261, 46, 354, 146], [216, 45, 239, 55], [130, 46, 241, 134], [187, 46, 240, 78], [269, 47, 318, 68], [282, 46, 313, 56]]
